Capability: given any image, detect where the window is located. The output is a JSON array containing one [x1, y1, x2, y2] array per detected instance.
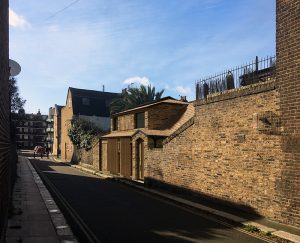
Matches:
[[82, 97, 90, 105], [135, 112, 145, 128], [112, 117, 118, 131], [153, 138, 163, 148]]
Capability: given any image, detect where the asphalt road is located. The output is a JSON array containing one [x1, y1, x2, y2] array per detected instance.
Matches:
[[30, 158, 268, 243]]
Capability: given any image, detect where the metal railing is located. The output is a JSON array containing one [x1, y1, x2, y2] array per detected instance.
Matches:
[[196, 56, 276, 100]]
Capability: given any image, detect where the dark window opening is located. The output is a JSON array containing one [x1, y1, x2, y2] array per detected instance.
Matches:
[[153, 137, 163, 148], [112, 117, 118, 131], [135, 112, 145, 128]]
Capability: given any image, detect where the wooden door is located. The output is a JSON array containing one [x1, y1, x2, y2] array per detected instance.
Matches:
[[120, 138, 132, 178], [107, 138, 119, 174]]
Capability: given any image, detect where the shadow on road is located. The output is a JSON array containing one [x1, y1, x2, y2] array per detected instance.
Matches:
[[30, 158, 264, 243]]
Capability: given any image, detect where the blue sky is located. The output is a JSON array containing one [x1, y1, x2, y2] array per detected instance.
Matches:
[[9, 0, 276, 114]]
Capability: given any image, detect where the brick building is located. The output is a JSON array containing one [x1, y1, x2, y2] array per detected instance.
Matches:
[[52, 104, 63, 157], [101, 97, 194, 179], [0, 0, 14, 240], [12, 110, 48, 149], [276, 0, 300, 227], [60, 87, 119, 161]]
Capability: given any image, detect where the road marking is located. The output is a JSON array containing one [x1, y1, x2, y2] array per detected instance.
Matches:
[[30, 159, 101, 243], [35, 159, 274, 243]]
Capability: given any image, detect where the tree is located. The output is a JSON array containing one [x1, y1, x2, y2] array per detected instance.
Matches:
[[68, 118, 103, 151], [110, 85, 164, 114], [9, 77, 26, 113]]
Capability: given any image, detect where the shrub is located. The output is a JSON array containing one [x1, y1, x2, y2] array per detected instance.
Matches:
[[68, 118, 103, 151]]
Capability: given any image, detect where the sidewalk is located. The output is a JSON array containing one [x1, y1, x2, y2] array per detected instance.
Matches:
[[6, 156, 77, 243], [53, 156, 300, 243]]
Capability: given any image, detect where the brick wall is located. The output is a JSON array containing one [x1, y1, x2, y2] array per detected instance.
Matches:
[[276, 0, 300, 226], [79, 139, 101, 170], [112, 103, 188, 132], [61, 94, 74, 161], [145, 80, 297, 225], [101, 140, 108, 171], [116, 114, 135, 131], [0, 0, 12, 240], [147, 104, 187, 130], [52, 109, 61, 156]]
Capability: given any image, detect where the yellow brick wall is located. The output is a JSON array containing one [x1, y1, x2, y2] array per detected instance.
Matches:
[[146, 81, 295, 225], [276, 0, 300, 227], [52, 108, 61, 156], [60, 93, 74, 161], [147, 104, 187, 130]]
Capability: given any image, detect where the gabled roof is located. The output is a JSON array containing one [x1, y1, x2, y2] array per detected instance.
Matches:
[[69, 87, 120, 117], [111, 96, 189, 117], [102, 103, 195, 138]]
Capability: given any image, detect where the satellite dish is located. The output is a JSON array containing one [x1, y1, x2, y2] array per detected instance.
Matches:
[[9, 59, 21, 77]]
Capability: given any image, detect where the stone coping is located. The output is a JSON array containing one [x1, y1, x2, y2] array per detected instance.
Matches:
[[194, 80, 276, 106]]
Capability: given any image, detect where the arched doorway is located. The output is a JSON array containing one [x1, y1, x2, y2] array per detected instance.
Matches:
[[136, 138, 144, 180]]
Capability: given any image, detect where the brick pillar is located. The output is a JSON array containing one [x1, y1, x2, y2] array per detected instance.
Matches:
[[276, 0, 300, 226], [0, 0, 11, 241]]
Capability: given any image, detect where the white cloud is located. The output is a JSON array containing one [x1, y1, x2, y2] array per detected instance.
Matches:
[[123, 76, 150, 86], [175, 85, 192, 95], [9, 8, 31, 28]]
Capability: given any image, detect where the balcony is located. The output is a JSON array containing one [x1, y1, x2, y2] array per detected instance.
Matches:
[[46, 137, 53, 142], [46, 127, 54, 132]]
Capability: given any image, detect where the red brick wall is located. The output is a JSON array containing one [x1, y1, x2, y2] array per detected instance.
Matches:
[[276, 0, 300, 226]]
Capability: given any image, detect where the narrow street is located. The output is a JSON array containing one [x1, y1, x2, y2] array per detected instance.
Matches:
[[30, 157, 267, 243]]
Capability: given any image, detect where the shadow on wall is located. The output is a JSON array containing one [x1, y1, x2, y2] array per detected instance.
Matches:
[[145, 177, 262, 221]]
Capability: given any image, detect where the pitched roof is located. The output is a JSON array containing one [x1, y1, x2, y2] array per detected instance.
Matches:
[[69, 87, 120, 117], [111, 96, 189, 117], [102, 103, 195, 138]]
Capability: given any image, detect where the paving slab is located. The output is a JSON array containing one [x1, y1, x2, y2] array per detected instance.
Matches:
[[6, 156, 77, 243]]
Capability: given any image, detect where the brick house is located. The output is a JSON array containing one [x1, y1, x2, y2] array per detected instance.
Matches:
[[101, 97, 194, 180], [60, 87, 119, 161], [52, 104, 63, 157]]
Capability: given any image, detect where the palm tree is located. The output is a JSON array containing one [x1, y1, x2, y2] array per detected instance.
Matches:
[[110, 85, 164, 114]]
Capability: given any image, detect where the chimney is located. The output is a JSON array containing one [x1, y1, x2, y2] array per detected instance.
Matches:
[[180, 96, 187, 102]]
